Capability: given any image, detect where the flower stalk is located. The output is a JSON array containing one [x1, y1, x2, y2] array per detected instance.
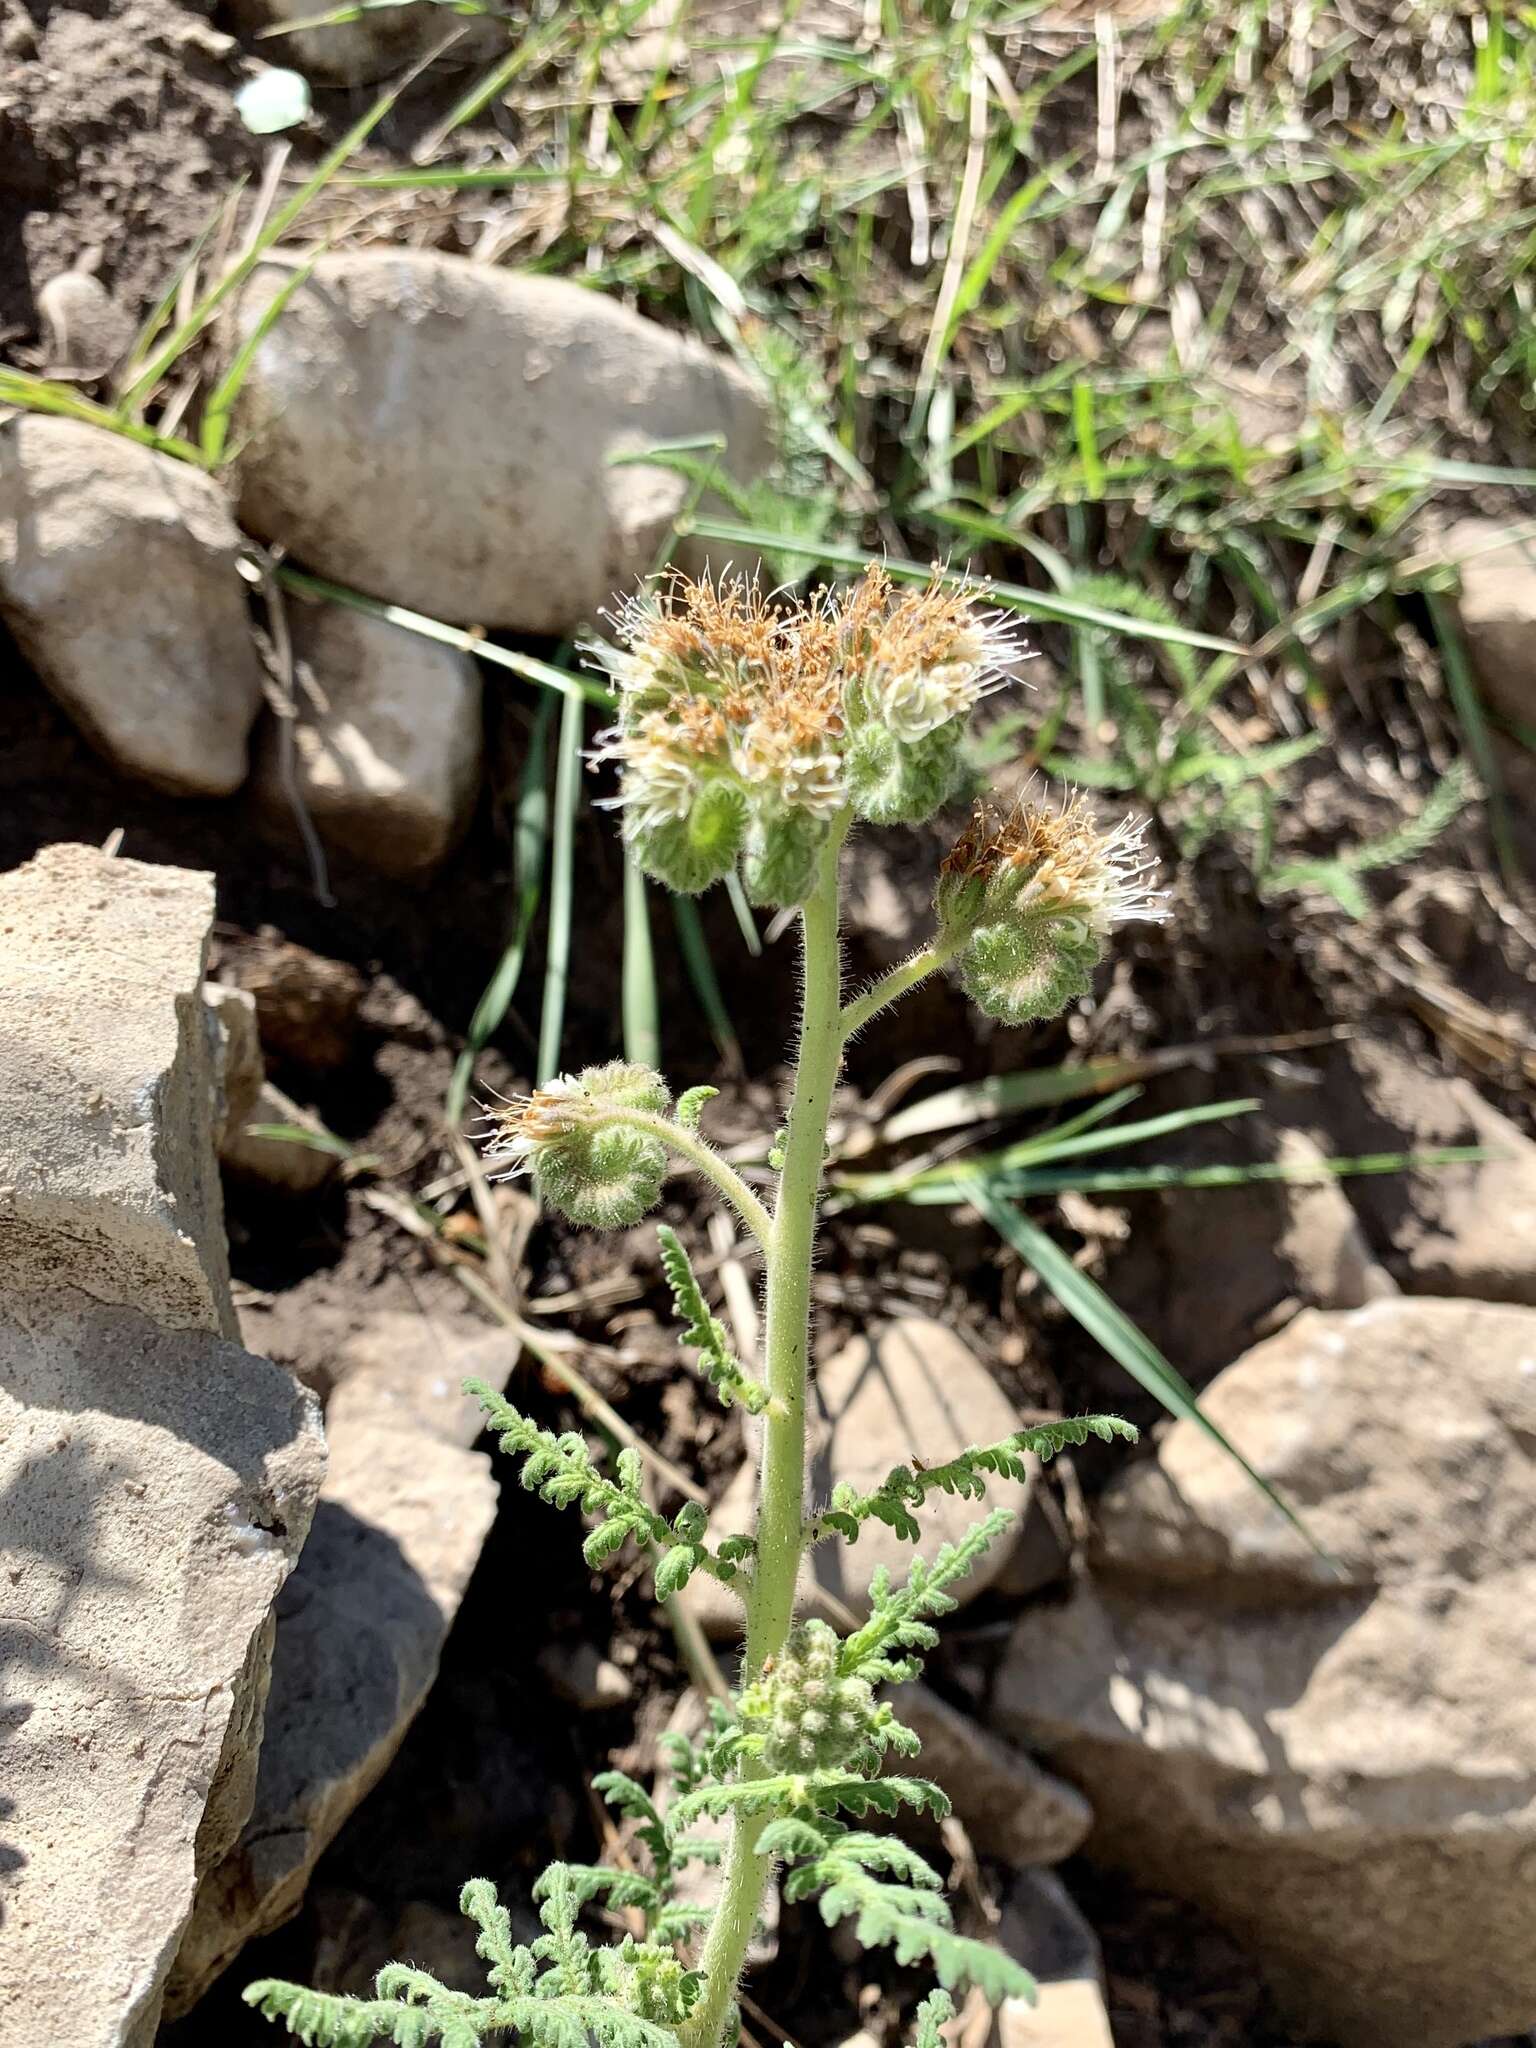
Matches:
[[246, 566, 1158, 2048]]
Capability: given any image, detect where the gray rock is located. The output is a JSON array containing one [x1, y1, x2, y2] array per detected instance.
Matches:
[[891, 1683, 1091, 1867], [995, 1297, 1536, 2048], [203, 981, 265, 1153], [0, 843, 236, 1335], [0, 844, 325, 2047], [38, 266, 134, 380], [996, 1871, 1113, 2048], [1344, 1040, 1536, 1305], [167, 1334, 502, 2008], [693, 1318, 1032, 1638], [328, 1310, 523, 1450], [229, 252, 772, 632], [1273, 1128, 1397, 1311], [252, 601, 483, 874], [538, 1642, 634, 1711], [1445, 515, 1536, 727], [219, 1079, 340, 1195], [0, 417, 265, 794]]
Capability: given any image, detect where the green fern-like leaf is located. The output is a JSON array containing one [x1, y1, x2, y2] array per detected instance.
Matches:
[[836, 1509, 1014, 1686], [910, 1989, 955, 2048], [1265, 759, 1472, 916], [468, 1383, 741, 1591], [813, 1416, 1137, 1546], [670, 1769, 948, 1826], [656, 1225, 769, 1413], [774, 1826, 1035, 2008], [675, 1086, 719, 1130], [243, 1979, 495, 2047]]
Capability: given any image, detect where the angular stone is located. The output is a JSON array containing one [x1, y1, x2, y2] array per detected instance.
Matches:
[[0, 417, 264, 794], [1344, 1041, 1536, 1306], [328, 1310, 523, 1450], [221, 933, 365, 1073], [38, 266, 135, 381], [229, 252, 772, 632], [1, 1303, 324, 2048], [219, 1079, 339, 1196], [995, 1297, 1536, 2048], [252, 601, 483, 875], [0, 844, 325, 2047], [891, 1684, 1091, 1867], [0, 843, 235, 1336], [996, 1871, 1113, 2048], [203, 982, 265, 1154], [166, 1330, 503, 2007], [1273, 1128, 1396, 1312], [1444, 515, 1536, 727], [693, 1318, 1032, 1637]]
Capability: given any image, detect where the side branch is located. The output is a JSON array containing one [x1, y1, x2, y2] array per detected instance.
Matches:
[[837, 939, 960, 1042], [608, 1108, 776, 1252]]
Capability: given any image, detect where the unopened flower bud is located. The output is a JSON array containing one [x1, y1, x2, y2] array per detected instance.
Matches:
[[844, 719, 962, 826], [479, 1062, 671, 1229], [738, 1619, 880, 1774], [741, 805, 825, 909], [627, 776, 748, 895], [939, 793, 1169, 1025]]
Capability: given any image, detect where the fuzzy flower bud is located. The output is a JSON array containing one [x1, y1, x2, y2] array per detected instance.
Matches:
[[738, 1620, 880, 1775], [586, 566, 1025, 903], [479, 1061, 671, 1229], [938, 792, 1170, 1025]]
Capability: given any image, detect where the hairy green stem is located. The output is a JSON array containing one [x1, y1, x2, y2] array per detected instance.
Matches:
[[606, 1108, 776, 1252], [682, 824, 849, 2048], [837, 937, 960, 1040]]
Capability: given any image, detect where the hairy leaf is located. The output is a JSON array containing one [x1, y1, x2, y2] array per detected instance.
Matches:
[[656, 1224, 770, 1413]]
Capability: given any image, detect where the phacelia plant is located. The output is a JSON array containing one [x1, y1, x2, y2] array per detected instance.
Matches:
[[246, 566, 1159, 2048]]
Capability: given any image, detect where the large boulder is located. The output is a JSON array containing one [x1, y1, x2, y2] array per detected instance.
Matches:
[[250, 600, 483, 875], [0, 844, 326, 2047], [994, 1297, 1536, 2048], [228, 252, 772, 632], [1, 843, 237, 1335], [164, 1321, 513, 2007], [0, 417, 265, 795]]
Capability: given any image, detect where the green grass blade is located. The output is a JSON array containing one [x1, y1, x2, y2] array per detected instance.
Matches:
[[200, 249, 321, 466], [115, 191, 237, 399], [445, 697, 552, 1127], [723, 868, 762, 957], [118, 85, 399, 413], [895, 1145, 1489, 1204], [671, 896, 741, 1072], [275, 568, 609, 706], [537, 688, 586, 1084], [878, 1061, 1149, 1146], [623, 859, 661, 1068], [1425, 590, 1518, 886], [0, 370, 202, 464], [680, 521, 1242, 654], [967, 1182, 1329, 1564]]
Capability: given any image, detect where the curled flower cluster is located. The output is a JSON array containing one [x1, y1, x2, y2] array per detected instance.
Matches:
[[736, 1620, 882, 1775], [481, 1061, 670, 1228], [588, 566, 1020, 907], [937, 791, 1171, 1024]]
